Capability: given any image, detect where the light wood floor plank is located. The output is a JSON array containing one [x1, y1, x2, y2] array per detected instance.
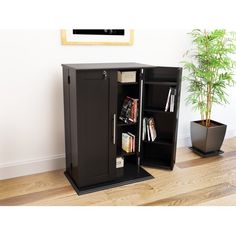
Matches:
[[142, 183, 236, 206], [0, 137, 235, 206], [0, 170, 69, 201], [176, 151, 236, 169]]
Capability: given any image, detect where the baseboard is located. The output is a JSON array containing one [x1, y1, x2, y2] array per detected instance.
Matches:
[[0, 129, 235, 180], [0, 154, 65, 180]]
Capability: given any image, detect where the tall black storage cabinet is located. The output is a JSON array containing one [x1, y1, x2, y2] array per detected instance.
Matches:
[[62, 63, 182, 195]]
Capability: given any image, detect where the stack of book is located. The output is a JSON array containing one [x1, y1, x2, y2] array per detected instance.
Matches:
[[122, 132, 135, 153], [142, 117, 157, 142], [118, 71, 136, 83], [119, 96, 138, 123], [165, 87, 177, 112]]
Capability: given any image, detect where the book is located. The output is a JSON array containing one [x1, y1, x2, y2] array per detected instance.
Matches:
[[122, 132, 135, 153], [128, 132, 135, 152], [142, 118, 147, 141], [119, 97, 133, 123], [147, 119, 151, 141], [165, 87, 172, 112], [148, 117, 157, 141], [133, 99, 138, 122], [118, 71, 136, 83], [119, 96, 138, 123], [142, 117, 157, 142], [170, 88, 176, 112], [122, 133, 130, 153]]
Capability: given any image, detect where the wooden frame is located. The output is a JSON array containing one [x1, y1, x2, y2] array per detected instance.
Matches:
[[61, 29, 134, 46]]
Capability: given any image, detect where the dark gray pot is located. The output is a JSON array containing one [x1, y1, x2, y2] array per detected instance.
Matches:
[[190, 120, 227, 153]]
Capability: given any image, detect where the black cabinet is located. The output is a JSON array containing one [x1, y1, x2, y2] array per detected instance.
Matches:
[[62, 63, 182, 195]]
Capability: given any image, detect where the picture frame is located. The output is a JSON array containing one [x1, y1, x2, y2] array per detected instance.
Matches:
[[61, 29, 134, 46]]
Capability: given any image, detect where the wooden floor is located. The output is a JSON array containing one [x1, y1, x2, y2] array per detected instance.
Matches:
[[0, 137, 236, 206]]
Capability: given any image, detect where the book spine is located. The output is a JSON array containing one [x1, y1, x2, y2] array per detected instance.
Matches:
[[165, 87, 172, 112], [129, 135, 132, 152], [149, 118, 153, 141], [147, 119, 150, 141], [149, 118, 157, 141], [142, 118, 146, 141], [170, 88, 176, 112]]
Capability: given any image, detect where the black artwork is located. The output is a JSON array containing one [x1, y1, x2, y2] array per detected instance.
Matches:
[[72, 29, 125, 36]]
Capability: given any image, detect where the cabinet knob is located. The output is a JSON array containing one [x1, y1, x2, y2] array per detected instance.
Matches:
[[103, 70, 107, 80]]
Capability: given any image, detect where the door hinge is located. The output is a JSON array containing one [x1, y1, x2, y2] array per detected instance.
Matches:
[[68, 75, 70, 84]]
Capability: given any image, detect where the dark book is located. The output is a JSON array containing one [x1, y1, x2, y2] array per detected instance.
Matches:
[[119, 96, 138, 123]]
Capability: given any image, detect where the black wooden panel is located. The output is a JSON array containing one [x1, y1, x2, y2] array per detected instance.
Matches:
[[76, 70, 114, 187], [69, 69, 80, 181], [142, 67, 182, 170], [171, 68, 182, 167], [146, 67, 179, 82], [62, 63, 154, 71], [108, 70, 117, 178], [62, 67, 72, 174]]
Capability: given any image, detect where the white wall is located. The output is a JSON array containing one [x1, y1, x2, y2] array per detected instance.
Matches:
[[0, 30, 236, 179]]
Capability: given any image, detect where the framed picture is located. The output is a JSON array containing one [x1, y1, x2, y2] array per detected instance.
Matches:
[[61, 29, 134, 46]]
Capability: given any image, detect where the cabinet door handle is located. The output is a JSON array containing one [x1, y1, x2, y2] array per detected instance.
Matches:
[[113, 114, 116, 145]]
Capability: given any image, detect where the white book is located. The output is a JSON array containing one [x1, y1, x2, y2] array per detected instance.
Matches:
[[142, 118, 147, 141], [147, 119, 151, 141], [170, 88, 176, 112], [122, 133, 130, 153], [149, 118, 157, 141], [165, 87, 172, 112], [170, 95, 175, 112]]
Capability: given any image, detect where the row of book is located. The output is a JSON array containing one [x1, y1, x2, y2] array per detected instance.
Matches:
[[165, 87, 176, 112], [119, 96, 139, 123], [122, 132, 135, 153], [142, 117, 157, 142]]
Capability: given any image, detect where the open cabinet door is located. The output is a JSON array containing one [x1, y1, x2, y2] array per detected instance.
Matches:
[[141, 67, 182, 170]]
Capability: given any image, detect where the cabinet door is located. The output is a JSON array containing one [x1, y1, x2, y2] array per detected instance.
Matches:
[[75, 70, 116, 187], [141, 67, 182, 170]]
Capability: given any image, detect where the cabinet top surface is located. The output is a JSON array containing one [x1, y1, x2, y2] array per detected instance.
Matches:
[[62, 62, 155, 70]]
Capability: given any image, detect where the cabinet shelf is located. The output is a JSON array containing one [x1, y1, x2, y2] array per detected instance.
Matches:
[[145, 81, 177, 86], [118, 150, 136, 157], [118, 82, 139, 85], [66, 162, 152, 195], [141, 158, 172, 170], [143, 138, 172, 146], [144, 107, 175, 114], [117, 121, 138, 127]]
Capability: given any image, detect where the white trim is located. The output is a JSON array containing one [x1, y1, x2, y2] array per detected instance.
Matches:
[[0, 154, 65, 180], [0, 129, 235, 180]]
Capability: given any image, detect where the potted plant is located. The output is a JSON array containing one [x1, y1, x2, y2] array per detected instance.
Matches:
[[183, 29, 236, 156]]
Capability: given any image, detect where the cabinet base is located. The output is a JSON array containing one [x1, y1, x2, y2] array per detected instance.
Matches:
[[64, 164, 153, 195]]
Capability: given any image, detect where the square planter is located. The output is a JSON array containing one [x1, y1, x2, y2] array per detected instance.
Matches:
[[190, 120, 227, 154]]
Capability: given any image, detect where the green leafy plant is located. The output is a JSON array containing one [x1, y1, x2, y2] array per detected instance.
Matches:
[[183, 29, 236, 127]]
